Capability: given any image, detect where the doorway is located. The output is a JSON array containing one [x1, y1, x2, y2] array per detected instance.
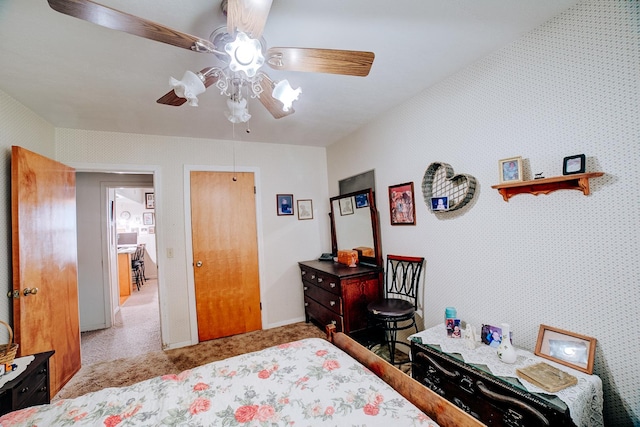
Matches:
[[75, 172, 161, 364]]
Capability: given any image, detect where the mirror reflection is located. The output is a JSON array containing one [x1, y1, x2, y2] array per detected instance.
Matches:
[[330, 189, 381, 266]]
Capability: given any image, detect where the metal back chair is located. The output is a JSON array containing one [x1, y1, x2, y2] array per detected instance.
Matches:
[[367, 254, 425, 366]]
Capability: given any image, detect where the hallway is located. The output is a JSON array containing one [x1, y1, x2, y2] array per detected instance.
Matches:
[[80, 278, 161, 366]]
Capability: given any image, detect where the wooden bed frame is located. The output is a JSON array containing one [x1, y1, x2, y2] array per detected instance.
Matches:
[[326, 324, 484, 427]]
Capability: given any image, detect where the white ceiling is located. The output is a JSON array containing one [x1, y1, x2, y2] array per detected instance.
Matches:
[[0, 0, 579, 147]]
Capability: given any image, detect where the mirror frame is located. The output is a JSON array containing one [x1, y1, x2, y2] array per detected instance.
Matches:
[[329, 188, 382, 267]]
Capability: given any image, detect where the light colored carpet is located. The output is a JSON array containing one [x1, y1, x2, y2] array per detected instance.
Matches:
[[79, 278, 161, 366], [55, 321, 326, 400]]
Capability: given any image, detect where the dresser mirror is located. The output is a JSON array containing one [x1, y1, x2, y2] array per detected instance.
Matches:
[[329, 188, 382, 267]]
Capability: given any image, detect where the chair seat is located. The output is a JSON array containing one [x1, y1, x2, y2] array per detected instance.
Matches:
[[367, 298, 415, 318]]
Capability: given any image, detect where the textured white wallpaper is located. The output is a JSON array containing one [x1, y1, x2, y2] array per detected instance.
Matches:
[[327, 0, 638, 425]]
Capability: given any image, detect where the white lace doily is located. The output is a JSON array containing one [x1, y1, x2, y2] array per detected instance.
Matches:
[[0, 355, 35, 388], [409, 325, 604, 427]]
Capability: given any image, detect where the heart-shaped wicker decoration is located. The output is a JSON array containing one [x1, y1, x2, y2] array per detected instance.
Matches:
[[422, 162, 477, 212]]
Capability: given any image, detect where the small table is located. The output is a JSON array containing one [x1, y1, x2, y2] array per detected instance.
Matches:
[[410, 325, 603, 427], [0, 351, 54, 416]]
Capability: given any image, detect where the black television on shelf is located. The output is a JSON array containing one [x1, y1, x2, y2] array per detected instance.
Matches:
[[117, 232, 138, 246]]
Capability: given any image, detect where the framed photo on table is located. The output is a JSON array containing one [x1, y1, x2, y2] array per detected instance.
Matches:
[[499, 156, 523, 183], [534, 324, 596, 374]]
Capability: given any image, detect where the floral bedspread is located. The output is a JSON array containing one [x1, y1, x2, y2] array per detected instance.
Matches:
[[0, 338, 438, 426]]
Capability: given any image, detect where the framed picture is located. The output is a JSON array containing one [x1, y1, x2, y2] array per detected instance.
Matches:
[[389, 182, 416, 225], [142, 212, 154, 225], [563, 154, 586, 175], [149, 226, 155, 234], [534, 324, 596, 374], [481, 324, 511, 348], [355, 193, 369, 208], [276, 194, 294, 216], [499, 156, 523, 183], [339, 197, 354, 216], [145, 192, 155, 209], [297, 199, 313, 220], [430, 196, 449, 212]]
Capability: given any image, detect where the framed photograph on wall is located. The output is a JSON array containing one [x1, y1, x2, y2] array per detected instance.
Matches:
[[276, 194, 294, 216], [142, 212, 154, 225], [389, 182, 416, 225], [145, 192, 155, 209], [339, 197, 354, 216], [355, 193, 369, 208], [534, 324, 596, 374], [297, 199, 313, 220], [499, 156, 523, 183], [563, 154, 586, 175]]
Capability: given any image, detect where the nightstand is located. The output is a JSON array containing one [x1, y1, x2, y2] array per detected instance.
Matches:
[[0, 351, 54, 416]]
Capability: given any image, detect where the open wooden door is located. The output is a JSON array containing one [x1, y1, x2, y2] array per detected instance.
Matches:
[[11, 146, 81, 397], [191, 171, 262, 341]]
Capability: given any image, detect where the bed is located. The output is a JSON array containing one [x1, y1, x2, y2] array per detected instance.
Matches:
[[0, 326, 481, 426]]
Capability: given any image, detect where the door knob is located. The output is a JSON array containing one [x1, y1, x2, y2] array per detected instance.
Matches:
[[23, 288, 39, 296], [196, 260, 203, 268]]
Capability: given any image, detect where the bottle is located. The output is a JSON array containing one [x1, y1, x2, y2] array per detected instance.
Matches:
[[497, 323, 517, 364], [444, 307, 457, 326]]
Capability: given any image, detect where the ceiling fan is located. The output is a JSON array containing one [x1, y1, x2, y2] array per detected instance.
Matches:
[[47, 0, 375, 123]]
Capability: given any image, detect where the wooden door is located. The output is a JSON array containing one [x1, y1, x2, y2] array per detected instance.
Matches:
[[190, 171, 261, 341], [11, 146, 81, 397]]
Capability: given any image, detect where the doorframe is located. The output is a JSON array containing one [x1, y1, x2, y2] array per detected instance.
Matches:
[[183, 165, 266, 345], [68, 162, 166, 348]]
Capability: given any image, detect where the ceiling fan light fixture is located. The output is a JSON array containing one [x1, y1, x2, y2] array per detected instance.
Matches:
[[170, 71, 206, 106], [272, 80, 301, 112], [226, 97, 251, 123], [225, 32, 265, 78]]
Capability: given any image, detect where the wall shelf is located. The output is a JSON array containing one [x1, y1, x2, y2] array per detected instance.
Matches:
[[491, 172, 604, 202]]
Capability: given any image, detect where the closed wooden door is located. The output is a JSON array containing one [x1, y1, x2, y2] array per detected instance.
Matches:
[[11, 146, 81, 397], [190, 171, 261, 341]]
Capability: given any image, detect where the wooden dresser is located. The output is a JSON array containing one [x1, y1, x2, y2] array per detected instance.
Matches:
[[411, 341, 577, 426], [298, 260, 382, 334], [0, 351, 54, 416]]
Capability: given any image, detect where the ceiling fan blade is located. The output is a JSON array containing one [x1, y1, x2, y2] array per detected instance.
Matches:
[[47, 0, 216, 53], [226, 0, 273, 39], [257, 74, 294, 119], [267, 47, 375, 77], [156, 68, 220, 106]]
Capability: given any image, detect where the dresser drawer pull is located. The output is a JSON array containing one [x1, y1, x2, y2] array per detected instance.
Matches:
[[317, 278, 323, 283], [476, 381, 550, 426], [331, 320, 337, 325], [39, 386, 47, 393], [19, 386, 29, 394], [330, 301, 336, 306], [303, 286, 308, 291], [416, 352, 460, 379], [329, 282, 336, 288], [304, 303, 309, 307], [301, 271, 306, 276], [311, 274, 316, 280]]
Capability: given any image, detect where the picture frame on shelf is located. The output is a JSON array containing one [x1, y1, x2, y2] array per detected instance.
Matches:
[[276, 194, 294, 216], [481, 324, 509, 348], [339, 197, 354, 216], [145, 192, 155, 209], [499, 156, 523, 183], [389, 182, 416, 225], [430, 196, 449, 212], [563, 154, 586, 175], [297, 199, 313, 220], [534, 324, 596, 374], [142, 212, 154, 225]]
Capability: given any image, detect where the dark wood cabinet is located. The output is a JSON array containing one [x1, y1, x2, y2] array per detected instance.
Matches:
[[299, 260, 382, 334], [0, 351, 54, 416], [411, 341, 575, 426]]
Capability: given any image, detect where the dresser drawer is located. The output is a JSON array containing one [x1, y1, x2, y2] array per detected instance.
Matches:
[[304, 296, 344, 332], [303, 284, 343, 315], [12, 363, 48, 410], [315, 272, 341, 295]]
